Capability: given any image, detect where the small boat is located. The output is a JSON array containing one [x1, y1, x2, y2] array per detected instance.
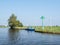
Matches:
[[25, 26, 35, 31]]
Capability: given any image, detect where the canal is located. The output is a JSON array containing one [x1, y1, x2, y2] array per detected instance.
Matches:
[[0, 28, 60, 45]]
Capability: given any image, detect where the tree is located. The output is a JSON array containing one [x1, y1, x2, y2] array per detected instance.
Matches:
[[8, 14, 23, 29]]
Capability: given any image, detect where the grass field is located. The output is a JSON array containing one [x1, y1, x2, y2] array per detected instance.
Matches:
[[31, 26, 60, 34]]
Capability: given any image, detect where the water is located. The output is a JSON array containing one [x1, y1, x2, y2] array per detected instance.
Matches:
[[0, 28, 60, 45]]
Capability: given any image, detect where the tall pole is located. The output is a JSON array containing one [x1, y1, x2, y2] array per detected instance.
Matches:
[[41, 16, 45, 30], [42, 19, 44, 30]]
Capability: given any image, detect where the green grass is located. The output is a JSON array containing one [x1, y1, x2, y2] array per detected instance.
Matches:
[[31, 26, 60, 33], [0, 26, 8, 28]]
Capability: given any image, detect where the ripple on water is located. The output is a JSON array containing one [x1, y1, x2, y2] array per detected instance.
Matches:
[[0, 28, 60, 45]]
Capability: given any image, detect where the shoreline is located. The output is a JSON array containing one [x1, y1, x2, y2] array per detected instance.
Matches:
[[1, 26, 60, 34], [35, 30, 60, 34]]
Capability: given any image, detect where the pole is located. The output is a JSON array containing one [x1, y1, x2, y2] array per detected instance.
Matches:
[[41, 16, 45, 30], [42, 19, 44, 30]]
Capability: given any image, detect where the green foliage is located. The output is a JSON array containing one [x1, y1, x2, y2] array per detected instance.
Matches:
[[8, 14, 23, 28], [0, 25, 7, 28]]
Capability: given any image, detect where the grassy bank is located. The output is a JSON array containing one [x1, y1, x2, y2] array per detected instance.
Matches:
[[33, 26, 60, 34], [0, 26, 8, 28], [1, 26, 60, 34], [16, 26, 60, 34], [15, 26, 28, 30]]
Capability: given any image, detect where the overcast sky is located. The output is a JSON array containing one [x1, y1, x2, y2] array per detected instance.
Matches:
[[0, 0, 60, 26]]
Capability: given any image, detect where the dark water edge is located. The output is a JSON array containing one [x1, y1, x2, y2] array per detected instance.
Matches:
[[0, 28, 60, 45], [35, 31, 60, 35]]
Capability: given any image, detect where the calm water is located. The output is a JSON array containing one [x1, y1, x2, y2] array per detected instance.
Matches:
[[0, 28, 60, 45]]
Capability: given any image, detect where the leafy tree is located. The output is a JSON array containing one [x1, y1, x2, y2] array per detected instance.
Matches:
[[8, 14, 23, 29]]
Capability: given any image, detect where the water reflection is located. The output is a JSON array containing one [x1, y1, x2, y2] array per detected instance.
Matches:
[[0, 28, 60, 45], [8, 29, 20, 45]]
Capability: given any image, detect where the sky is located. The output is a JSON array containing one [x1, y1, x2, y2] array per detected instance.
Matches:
[[0, 0, 60, 26]]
